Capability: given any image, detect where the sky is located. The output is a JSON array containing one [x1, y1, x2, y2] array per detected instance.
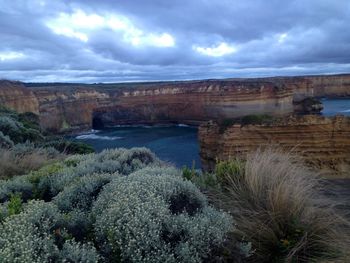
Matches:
[[1, 0, 350, 83]]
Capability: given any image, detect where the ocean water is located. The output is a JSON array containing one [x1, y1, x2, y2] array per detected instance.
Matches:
[[73, 125, 201, 169], [71, 99, 350, 169], [321, 98, 350, 116]]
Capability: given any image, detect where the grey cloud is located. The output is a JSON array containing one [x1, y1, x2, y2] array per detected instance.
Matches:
[[0, 0, 350, 82]]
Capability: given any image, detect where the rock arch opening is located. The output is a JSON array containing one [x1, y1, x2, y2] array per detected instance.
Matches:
[[92, 113, 105, 129]]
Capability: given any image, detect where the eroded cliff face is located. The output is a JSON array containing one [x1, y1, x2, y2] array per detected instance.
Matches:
[[305, 75, 350, 98], [29, 80, 295, 132], [198, 115, 350, 177], [0, 73, 349, 133], [32, 87, 111, 132], [0, 80, 39, 114]]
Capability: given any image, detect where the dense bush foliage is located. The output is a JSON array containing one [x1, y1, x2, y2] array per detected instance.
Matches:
[[0, 148, 236, 262], [0, 131, 14, 148], [41, 139, 95, 154], [93, 168, 232, 262]]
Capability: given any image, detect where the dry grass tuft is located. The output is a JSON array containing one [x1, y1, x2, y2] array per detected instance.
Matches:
[[0, 146, 62, 179], [213, 148, 350, 263]]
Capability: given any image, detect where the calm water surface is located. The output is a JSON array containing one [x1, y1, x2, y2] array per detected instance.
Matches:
[[72, 99, 350, 168], [73, 125, 201, 168], [321, 98, 350, 116]]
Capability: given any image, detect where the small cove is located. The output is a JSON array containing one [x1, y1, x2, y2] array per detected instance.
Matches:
[[70, 98, 350, 169]]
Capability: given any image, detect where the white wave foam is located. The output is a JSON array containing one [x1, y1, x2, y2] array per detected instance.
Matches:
[[340, 109, 350, 113], [112, 124, 152, 128], [75, 134, 123, 140], [177, 124, 189, 127]]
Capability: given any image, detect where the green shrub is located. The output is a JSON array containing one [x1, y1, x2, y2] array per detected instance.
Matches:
[[240, 114, 275, 126], [42, 139, 95, 154], [215, 159, 245, 186], [219, 115, 276, 133], [62, 210, 94, 242], [0, 148, 239, 262], [18, 112, 40, 131], [53, 173, 114, 212], [93, 168, 233, 262], [0, 116, 43, 144], [0, 116, 25, 143], [7, 193, 23, 216], [60, 239, 100, 263], [0, 131, 14, 148], [0, 201, 62, 262], [0, 176, 33, 202], [37, 148, 160, 201]]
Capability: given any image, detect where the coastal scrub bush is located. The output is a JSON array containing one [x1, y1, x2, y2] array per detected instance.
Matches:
[[213, 148, 350, 262], [60, 239, 100, 263], [42, 139, 95, 154], [38, 148, 160, 200], [0, 176, 34, 202], [0, 148, 239, 262], [0, 116, 25, 143], [93, 168, 233, 262], [0, 200, 100, 262], [18, 112, 40, 130], [53, 173, 114, 212], [0, 115, 43, 143], [0, 201, 62, 262], [0, 131, 14, 148]]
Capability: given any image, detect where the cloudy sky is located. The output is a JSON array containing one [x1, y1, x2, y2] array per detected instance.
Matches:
[[1, 0, 350, 83]]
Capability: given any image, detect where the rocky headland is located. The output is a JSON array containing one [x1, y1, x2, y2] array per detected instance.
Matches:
[[198, 115, 350, 177]]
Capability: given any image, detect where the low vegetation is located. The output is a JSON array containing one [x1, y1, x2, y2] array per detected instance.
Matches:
[[0, 143, 61, 179], [0, 106, 94, 179], [0, 105, 93, 155], [219, 114, 277, 133], [185, 149, 350, 262], [0, 148, 238, 262]]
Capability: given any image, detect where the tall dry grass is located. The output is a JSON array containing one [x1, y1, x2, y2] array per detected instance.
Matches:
[[0, 147, 62, 179], [213, 148, 350, 262]]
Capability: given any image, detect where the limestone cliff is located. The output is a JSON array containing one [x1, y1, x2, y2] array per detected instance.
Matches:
[[0, 73, 349, 133], [0, 80, 39, 114], [305, 74, 350, 98], [29, 80, 294, 132], [198, 115, 350, 177]]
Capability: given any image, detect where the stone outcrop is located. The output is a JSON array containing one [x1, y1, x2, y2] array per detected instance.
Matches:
[[293, 97, 324, 114], [198, 115, 350, 177], [0, 80, 39, 114]]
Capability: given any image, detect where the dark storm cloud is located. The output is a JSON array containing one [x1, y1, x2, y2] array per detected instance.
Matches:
[[0, 0, 350, 82]]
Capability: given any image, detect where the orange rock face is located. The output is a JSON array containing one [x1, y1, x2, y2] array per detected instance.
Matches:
[[29, 80, 295, 132], [198, 115, 350, 177], [0, 80, 39, 114], [305, 74, 350, 98]]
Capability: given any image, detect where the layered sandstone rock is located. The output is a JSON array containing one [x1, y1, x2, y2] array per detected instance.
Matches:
[[29, 80, 295, 132], [198, 115, 350, 177], [31, 87, 110, 132], [0, 80, 39, 114], [305, 74, 350, 98]]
